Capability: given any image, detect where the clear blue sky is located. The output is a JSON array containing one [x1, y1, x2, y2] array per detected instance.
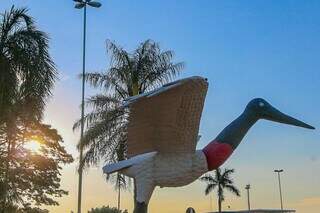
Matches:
[[1, 1, 319, 212]]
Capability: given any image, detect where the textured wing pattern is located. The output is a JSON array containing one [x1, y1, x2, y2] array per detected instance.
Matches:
[[126, 77, 208, 157]]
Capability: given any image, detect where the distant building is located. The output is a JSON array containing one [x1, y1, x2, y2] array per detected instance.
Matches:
[[209, 210, 295, 213]]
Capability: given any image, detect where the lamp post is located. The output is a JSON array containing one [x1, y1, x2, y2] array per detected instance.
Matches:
[[73, 1, 101, 213], [274, 169, 284, 211], [245, 184, 251, 212]]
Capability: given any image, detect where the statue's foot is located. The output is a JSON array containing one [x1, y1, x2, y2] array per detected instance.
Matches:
[[133, 202, 148, 213]]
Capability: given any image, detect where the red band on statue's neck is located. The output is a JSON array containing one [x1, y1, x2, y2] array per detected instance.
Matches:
[[202, 141, 233, 171]]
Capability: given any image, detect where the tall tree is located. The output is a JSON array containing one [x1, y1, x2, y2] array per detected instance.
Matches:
[[200, 168, 240, 213], [0, 6, 73, 211], [0, 6, 56, 122], [0, 122, 73, 211], [74, 39, 184, 212]]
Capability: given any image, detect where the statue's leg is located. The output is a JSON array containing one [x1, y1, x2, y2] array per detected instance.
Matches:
[[133, 177, 154, 213]]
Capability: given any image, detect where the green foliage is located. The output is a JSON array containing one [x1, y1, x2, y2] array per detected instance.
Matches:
[[0, 6, 56, 122], [0, 6, 73, 211], [2, 204, 50, 213], [88, 206, 128, 213], [0, 121, 74, 210], [74, 39, 184, 169], [200, 168, 240, 213]]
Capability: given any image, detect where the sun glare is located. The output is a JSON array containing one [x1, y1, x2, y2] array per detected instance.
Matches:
[[24, 140, 42, 153]]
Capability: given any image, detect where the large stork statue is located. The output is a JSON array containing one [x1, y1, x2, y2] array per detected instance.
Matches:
[[103, 76, 314, 213]]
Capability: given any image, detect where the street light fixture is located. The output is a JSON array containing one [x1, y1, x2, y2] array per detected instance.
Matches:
[[245, 184, 251, 212], [73, 1, 101, 213], [274, 169, 284, 211], [74, 0, 102, 9]]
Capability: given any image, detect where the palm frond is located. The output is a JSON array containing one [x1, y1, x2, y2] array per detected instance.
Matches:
[[86, 94, 121, 110], [222, 168, 235, 179], [81, 124, 127, 167], [106, 39, 131, 68], [78, 109, 125, 150], [205, 183, 216, 195], [83, 72, 105, 88], [1, 7, 56, 121], [0, 6, 33, 42], [199, 174, 216, 184], [225, 184, 240, 196]]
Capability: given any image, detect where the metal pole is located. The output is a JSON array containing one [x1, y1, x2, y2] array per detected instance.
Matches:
[[77, 5, 86, 213], [209, 192, 212, 212], [245, 184, 251, 212], [277, 172, 283, 210], [274, 169, 284, 211]]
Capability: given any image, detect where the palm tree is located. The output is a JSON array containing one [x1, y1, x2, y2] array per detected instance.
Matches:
[[107, 173, 128, 211], [74, 39, 184, 211], [0, 6, 57, 210], [0, 6, 56, 121], [200, 168, 240, 213]]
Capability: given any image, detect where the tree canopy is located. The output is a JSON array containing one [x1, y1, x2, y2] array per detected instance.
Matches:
[[0, 6, 73, 212], [0, 6, 56, 122]]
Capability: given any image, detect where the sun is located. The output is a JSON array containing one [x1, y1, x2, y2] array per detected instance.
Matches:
[[24, 140, 42, 153]]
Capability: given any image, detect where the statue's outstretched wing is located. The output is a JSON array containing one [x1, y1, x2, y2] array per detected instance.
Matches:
[[125, 76, 208, 157]]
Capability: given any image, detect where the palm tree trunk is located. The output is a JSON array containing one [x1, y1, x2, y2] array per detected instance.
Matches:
[[218, 183, 222, 213], [132, 82, 139, 97], [0, 58, 4, 113]]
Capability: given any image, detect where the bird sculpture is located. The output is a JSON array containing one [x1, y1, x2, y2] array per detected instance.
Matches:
[[103, 76, 314, 213]]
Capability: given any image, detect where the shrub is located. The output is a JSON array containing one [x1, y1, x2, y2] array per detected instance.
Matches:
[[88, 206, 128, 213]]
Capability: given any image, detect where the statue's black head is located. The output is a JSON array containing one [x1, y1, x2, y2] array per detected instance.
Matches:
[[245, 98, 315, 129]]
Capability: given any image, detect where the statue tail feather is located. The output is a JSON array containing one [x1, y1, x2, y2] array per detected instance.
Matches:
[[102, 151, 157, 174]]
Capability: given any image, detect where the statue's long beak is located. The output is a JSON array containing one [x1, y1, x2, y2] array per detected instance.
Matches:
[[263, 105, 315, 129]]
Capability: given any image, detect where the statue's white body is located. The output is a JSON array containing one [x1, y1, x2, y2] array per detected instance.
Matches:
[[119, 151, 207, 202]]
